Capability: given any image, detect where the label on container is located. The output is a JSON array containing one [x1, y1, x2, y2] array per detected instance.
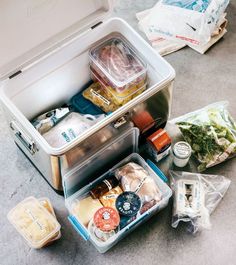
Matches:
[[147, 129, 171, 153], [116, 192, 141, 217], [61, 128, 77, 143], [25, 209, 45, 231], [91, 88, 111, 106], [175, 179, 205, 216], [94, 207, 120, 231]]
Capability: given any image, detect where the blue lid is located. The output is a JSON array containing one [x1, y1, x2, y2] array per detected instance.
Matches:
[[70, 82, 104, 116]]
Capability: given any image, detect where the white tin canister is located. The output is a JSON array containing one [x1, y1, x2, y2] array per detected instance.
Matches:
[[173, 141, 192, 167]]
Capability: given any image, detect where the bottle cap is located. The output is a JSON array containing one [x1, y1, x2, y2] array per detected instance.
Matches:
[[173, 141, 192, 159]]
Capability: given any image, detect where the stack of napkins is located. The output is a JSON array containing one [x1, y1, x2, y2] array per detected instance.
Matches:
[[137, 4, 228, 56]]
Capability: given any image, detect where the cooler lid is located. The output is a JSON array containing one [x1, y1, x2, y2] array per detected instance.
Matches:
[[0, 0, 113, 80], [63, 127, 139, 199]]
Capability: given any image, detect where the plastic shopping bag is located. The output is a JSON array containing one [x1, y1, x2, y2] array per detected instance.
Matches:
[[171, 101, 236, 171], [170, 170, 231, 233], [140, 0, 229, 46]]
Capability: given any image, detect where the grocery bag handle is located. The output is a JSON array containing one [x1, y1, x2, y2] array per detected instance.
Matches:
[[68, 215, 89, 241], [146, 159, 168, 183]]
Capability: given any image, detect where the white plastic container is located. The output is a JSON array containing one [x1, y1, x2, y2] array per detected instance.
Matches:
[[63, 128, 172, 253], [0, 0, 175, 192], [173, 141, 192, 167]]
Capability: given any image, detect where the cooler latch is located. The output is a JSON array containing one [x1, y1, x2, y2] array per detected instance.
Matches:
[[113, 115, 128, 128]]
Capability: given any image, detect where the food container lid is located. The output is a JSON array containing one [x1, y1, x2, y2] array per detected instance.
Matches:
[[89, 33, 147, 89], [90, 67, 147, 100], [0, 0, 114, 80], [93, 207, 120, 231], [63, 127, 139, 199], [7, 196, 61, 248], [173, 141, 192, 159], [115, 191, 141, 217]]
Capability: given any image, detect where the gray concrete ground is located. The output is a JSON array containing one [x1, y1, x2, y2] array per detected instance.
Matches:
[[1, 1, 236, 265]]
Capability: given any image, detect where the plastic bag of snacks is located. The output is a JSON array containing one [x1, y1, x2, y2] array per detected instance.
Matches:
[[43, 112, 106, 148], [31, 107, 70, 134], [171, 101, 236, 171], [169, 170, 231, 233], [140, 0, 229, 46]]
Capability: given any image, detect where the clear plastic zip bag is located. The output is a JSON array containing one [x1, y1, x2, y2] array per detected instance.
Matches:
[[171, 101, 236, 171], [169, 170, 231, 234]]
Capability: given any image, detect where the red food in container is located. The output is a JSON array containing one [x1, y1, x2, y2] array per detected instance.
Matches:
[[89, 33, 147, 104]]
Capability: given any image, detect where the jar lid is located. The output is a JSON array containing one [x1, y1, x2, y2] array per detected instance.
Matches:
[[173, 141, 192, 159], [93, 207, 120, 232], [115, 191, 141, 217]]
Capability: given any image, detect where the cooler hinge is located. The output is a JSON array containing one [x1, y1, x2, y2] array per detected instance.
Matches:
[[91, 21, 103, 29], [9, 70, 22, 79]]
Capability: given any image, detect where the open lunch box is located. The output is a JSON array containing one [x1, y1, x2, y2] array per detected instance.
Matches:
[[64, 127, 172, 253], [0, 0, 175, 193]]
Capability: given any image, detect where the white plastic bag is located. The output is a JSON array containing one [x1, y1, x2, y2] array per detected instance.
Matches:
[[43, 112, 106, 148], [140, 0, 229, 45], [170, 170, 231, 233]]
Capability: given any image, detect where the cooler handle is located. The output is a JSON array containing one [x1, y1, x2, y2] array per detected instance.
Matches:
[[146, 159, 168, 183], [10, 121, 37, 155], [68, 215, 89, 241]]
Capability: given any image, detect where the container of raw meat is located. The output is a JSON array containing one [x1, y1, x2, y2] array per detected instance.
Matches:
[[89, 33, 147, 105]]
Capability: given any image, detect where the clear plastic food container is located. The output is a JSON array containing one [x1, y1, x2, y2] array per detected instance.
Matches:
[[7, 197, 61, 249], [66, 153, 172, 253], [89, 33, 147, 105], [90, 68, 146, 107], [38, 197, 61, 243]]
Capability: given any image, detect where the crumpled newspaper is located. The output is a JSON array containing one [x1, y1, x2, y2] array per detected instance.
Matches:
[[137, 7, 227, 56]]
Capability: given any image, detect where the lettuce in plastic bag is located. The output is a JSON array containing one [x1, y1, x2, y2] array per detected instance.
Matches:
[[172, 101, 236, 171]]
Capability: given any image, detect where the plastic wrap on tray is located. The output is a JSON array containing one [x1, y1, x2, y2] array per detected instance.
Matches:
[[115, 162, 162, 205]]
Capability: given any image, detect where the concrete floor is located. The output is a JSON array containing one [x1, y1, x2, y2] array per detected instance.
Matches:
[[1, 1, 236, 265]]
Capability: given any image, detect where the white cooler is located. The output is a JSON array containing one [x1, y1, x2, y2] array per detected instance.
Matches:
[[0, 0, 175, 192]]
